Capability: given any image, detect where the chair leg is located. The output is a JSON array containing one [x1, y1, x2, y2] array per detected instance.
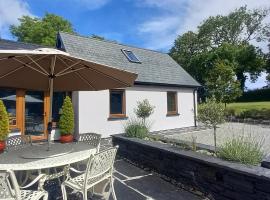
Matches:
[[43, 192, 48, 200], [110, 177, 117, 200], [61, 184, 68, 200], [82, 190, 88, 200]]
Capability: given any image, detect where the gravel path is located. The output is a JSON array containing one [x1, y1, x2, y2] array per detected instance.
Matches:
[[166, 122, 270, 155]]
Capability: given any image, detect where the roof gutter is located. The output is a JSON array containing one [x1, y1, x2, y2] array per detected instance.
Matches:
[[134, 81, 201, 89]]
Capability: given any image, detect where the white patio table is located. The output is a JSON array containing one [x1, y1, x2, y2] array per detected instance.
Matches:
[[0, 142, 96, 188]]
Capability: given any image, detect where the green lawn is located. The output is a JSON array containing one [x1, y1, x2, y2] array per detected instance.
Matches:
[[227, 102, 270, 113]]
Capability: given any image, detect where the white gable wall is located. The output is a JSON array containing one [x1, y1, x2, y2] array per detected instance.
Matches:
[[74, 85, 196, 138]]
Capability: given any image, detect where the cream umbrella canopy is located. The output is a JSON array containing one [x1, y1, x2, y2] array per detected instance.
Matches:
[[0, 48, 137, 144]]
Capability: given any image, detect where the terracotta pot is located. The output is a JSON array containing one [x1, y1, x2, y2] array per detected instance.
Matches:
[[0, 141, 6, 152], [60, 135, 73, 143]]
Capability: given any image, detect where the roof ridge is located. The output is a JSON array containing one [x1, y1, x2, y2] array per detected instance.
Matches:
[[0, 38, 48, 48], [59, 31, 168, 55]]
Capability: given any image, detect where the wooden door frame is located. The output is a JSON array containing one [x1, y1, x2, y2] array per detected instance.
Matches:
[[16, 90, 49, 141]]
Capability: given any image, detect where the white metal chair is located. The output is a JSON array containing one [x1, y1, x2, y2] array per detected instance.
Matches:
[[5, 135, 33, 186], [0, 170, 48, 200], [78, 133, 101, 152], [74, 133, 102, 171], [61, 146, 118, 200], [6, 135, 32, 150]]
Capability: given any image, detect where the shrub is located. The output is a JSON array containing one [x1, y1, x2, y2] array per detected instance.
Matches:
[[0, 100, 9, 141], [124, 119, 149, 139], [197, 97, 226, 152], [134, 99, 155, 124], [239, 109, 270, 120], [59, 96, 74, 136], [225, 107, 270, 120], [224, 108, 236, 117], [218, 135, 265, 165]]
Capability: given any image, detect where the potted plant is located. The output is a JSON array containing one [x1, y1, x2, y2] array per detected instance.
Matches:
[[59, 96, 74, 143], [0, 100, 9, 152]]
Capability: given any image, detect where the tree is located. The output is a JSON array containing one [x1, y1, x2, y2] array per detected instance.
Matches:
[[198, 6, 270, 46], [59, 96, 74, 135], [170, 6, 269, 91], [134, 99, 155, 125], [10, 13, 75, 46], [0, 100, 9, 141], [197, 98, 225, 152], [205, 60, 242, 104], [170, 31, 209, 85]]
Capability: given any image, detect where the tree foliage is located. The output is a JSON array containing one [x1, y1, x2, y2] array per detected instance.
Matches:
[[134, 99, 155, 124], [0, 100, 9, 141], [59, 96, 74, 135], [10, 13, 75, 46], [170, 6, 269, 93], [205, 60, 242, 104], [197, 98, 225, 152], [198, 6, 270, 46]]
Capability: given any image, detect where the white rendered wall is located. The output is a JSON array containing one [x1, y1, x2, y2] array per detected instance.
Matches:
[[74, 85, 197, 138]]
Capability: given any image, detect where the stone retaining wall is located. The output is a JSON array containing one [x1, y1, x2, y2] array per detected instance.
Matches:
[[112, 134, 270, 200]]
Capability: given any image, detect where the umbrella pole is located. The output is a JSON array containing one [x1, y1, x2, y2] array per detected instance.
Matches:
[[47, 78, 53, 151]]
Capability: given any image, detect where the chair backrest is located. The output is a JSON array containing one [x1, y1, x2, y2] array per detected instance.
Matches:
[[6, 135, 32, 150], [78, 133, 101, 151], [0, 170, 20, 200], [84, 146, 118, 188]]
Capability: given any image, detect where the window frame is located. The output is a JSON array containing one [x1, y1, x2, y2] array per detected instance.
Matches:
[[121, 49, 141, 63], [109, 89, 126, 119], [166, 91, 179, 116]]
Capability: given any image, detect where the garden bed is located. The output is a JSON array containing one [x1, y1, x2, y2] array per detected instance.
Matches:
[[112, 134, 270, 200]]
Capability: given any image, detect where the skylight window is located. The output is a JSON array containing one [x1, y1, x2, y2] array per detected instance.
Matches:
[[122, 49, 141, 63]]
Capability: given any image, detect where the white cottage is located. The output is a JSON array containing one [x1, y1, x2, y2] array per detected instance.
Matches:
[[0, 33, 200, 140], [56, 32, 200, 138]]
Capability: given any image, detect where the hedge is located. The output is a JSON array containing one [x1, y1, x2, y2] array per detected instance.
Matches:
[[237, 88, 270, 102]]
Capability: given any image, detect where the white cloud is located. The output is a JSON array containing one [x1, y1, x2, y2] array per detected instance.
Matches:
[[0, 0, 32, 39], [137, 0, 270, 50], [136, 0, 185, 11], [73, 0, 110, 10]]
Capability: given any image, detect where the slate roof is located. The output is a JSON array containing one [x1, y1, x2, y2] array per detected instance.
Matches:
[[0, 39, 45, 50], [58, 32, 200, 88]]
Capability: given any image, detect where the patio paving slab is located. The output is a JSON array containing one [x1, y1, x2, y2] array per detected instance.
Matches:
[[125, 174, 201, 200]]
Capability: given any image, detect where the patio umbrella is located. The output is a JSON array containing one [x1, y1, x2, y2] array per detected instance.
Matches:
[[1, 94, 43, 103], [0, 48, 137, 145]]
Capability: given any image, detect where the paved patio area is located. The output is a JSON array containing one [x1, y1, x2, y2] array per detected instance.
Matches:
[[164, 122, 270, 155], [44, 159, 203, 200], [39, 139, 204, 200]]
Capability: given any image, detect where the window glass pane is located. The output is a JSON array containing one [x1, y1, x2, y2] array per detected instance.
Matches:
[[122, 50, 140, 63], [52, 92, 67, 122], [167, 92, 176, 112], [110, 91, 123, 114], [0, 89, 16, 126], [25, 91, 44, 136]]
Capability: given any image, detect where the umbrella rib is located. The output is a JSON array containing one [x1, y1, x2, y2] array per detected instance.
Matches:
[[50, 55, 56, 75], [56, 57, 81, 76], [75, 71, 96, 90], [26, 55, 50, 75], [56, 66, 87, 77], [83, 64, 130, 87], [12, 57, 48, 76], [0, 65, 26, 80], [59, 55, 130, 87]]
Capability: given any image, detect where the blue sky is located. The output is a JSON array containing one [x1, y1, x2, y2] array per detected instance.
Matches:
[[0, 0, 269, 89]]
